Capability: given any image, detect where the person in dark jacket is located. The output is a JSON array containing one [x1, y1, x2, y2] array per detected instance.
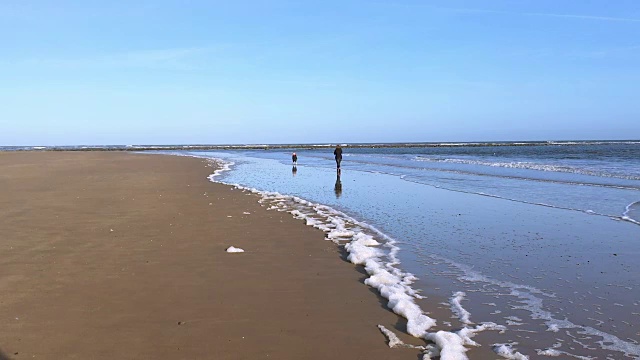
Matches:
[[333, 145, 343, 170], [292, 152, 298, 165]]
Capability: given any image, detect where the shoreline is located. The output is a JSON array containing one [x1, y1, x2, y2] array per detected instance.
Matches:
[[0, 151, 428, 359], [191, 149, 640, 359], [191, 152, 531, 359]]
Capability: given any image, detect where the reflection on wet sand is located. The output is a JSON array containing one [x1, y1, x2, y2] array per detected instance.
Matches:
[[334, 172, 342, 198]]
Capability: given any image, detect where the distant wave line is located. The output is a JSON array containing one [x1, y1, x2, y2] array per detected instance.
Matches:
[[1, 140, 640, 152], [414, 156, 640, 181]]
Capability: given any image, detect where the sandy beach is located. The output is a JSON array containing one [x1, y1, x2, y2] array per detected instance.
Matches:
[[0, 152, 424, 359]]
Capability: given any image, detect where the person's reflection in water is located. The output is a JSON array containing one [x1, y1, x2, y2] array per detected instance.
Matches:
[[334, 172, 342, 198], [292, 165, 297, 176]]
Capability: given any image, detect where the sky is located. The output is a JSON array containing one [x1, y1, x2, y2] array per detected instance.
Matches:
[[1, 0, 639, 145]]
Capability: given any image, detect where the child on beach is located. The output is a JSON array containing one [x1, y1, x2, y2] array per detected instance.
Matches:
[[292, 152, 297, 165]]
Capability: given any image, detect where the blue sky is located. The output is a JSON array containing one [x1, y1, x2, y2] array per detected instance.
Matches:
[[1, 0, 639, 145]]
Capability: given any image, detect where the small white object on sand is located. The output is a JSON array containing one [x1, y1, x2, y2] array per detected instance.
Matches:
[[226, 246, 245, 253]]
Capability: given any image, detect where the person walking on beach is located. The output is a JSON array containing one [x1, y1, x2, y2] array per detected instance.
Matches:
[[292, 152, 297, 165], [334, 145, 343, 171]]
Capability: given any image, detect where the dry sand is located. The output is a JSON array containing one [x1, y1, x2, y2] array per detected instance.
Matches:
[[0, 151, 425, 359]]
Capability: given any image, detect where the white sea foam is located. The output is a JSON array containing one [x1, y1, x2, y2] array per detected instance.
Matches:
[[450, 291, 472, 324], [378, 325, 406, 348], [537, 348, 562, 356], [377, 324, 433, 352], [492, 343, 529, 359], [244, 187, 443, 339], [621, 201, 640, 225], [208, 159, 234, 178], [422, 322, 505, 360], [413, 156, 640, 180], [226, 246, 244, 253]]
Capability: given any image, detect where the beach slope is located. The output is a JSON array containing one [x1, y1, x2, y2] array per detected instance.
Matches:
[[0, 152, 420, 359]]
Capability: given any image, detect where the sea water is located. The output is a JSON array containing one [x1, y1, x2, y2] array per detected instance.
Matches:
[[182, 142, 639, 359]]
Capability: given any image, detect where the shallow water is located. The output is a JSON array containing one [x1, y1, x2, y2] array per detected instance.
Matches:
[[182, 143, 640, 359]]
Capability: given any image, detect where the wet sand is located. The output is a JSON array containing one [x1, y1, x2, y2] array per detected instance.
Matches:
[[0, 151, 425, 359]]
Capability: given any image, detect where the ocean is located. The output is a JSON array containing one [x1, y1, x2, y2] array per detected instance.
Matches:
[[182, 141, 639, 359]]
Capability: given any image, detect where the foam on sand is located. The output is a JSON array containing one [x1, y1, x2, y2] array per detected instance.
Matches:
[[536, 343, 594, 359], [492, 343, 529, 359], [171, 152, 640, 359], [450, 291, 472, 325], [226, 246, 245, 253], [205, 158, 510, 360]]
